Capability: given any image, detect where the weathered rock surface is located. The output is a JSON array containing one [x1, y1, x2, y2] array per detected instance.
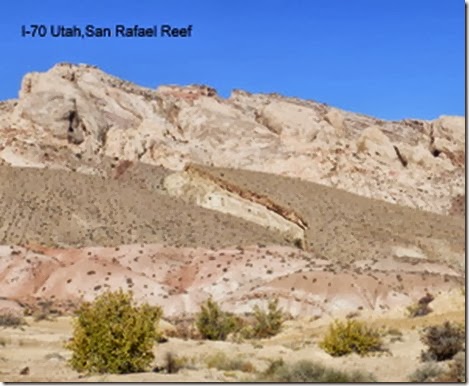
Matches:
[[0, 63, 465, 318], [0, 63, 464, 216]]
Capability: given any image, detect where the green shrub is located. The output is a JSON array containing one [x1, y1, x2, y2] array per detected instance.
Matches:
[[420, 321, 464, 362], [259, 358, 375, 382], [66, 289, 162, 374], [408, 362, 442, 382], [195, 298, 238, 341], [252, 298, 284, 338], [319, 319, 383, 357], [205, 352, 256, 373], [0, 312, 25, 328]]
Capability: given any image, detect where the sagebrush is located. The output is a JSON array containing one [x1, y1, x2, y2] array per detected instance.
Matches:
[[0, 312, 25, 328], [259, 358, 376, 382], [66, 289, 162, 374], [205, 352, 256, 373], [441, 351, 466, 382], [319, 319, 383, 356], [420, 321, 464, 362], [406, 293, 434, 318], [164, 352, 187, 374], [408, 362, 443, 382]]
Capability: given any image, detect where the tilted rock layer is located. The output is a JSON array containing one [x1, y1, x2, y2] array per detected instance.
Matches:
[[0, 63, 464, 317], [0, 63, 464, 216]]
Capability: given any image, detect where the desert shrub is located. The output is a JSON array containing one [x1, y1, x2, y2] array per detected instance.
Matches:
[[251, 298, 284, 338], [259, 358, 375, 382], [164, 352, 187, 374], [407, 293, 434, 318], [408, 362, 443, 382], [236, 324, 255, 341], [205, 352, 256, 373], [66, 289, 162, 374], [166, 317, 200, 340], [33, 299, 58, 322], [319, 319, 383, 357], [0, 312, 25, 328], [195, 298, 238, 341], [262, 358, 286, 378], [420, 321, 464, 362], [439, 351, 466, 382], [406, 303, 432, 318]]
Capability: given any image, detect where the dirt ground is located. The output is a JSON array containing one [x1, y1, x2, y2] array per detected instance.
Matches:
[[0, 290, 464, 382]]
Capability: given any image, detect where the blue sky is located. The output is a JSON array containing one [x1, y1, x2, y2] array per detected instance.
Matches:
[[0, 0, 464, 120]]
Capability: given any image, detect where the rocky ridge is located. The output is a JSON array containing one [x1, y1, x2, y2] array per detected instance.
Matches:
[[0, 63, 465, 318], [0, 63, 464, 216]]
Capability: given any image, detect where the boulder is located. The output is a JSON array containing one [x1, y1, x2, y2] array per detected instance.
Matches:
[[356, 126, 396, 162]]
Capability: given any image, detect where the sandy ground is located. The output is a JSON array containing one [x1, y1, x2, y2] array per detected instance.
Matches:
[[0, 290, 464, 382]]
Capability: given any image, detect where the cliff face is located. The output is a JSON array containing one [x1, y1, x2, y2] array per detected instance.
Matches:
[[0, 63, 464, 216]]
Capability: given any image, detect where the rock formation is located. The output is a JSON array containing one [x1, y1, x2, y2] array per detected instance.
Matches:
[[0, 63, 464, 216], [0, 63, 464, 318]]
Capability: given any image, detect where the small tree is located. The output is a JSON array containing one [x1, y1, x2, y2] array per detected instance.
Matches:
[[195, 298, 237, 340], [252, 298, 284, 338], [66, 289, 162, 374]]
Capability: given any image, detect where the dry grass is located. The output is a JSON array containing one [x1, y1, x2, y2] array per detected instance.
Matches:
[[0, 164, 288, 248]]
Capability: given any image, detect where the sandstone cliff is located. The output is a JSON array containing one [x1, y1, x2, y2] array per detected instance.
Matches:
[[0, 63, 464, 216]]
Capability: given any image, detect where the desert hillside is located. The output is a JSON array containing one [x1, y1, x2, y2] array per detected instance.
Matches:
[[0, 63, 464, 216], [0, 63, 465, 382]]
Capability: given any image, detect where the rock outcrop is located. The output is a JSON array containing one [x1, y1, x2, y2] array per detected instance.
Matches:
[[0, 63, 465, 320], [0, 63, 464, 217]]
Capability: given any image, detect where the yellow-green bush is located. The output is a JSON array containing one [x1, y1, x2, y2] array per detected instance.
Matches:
[[252, 298, 284, 338], [319, 319, 383, 357], [195, 298, 238, 340], [66, 289, 162, 374]]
